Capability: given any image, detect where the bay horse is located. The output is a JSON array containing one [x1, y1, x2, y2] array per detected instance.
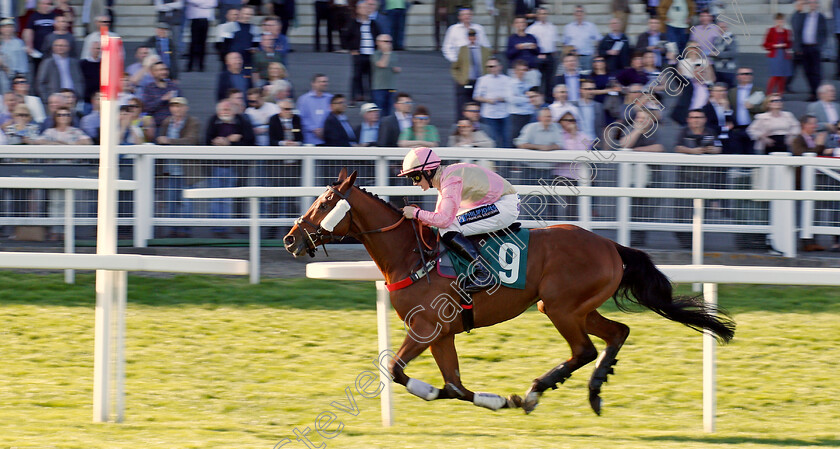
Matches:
[[283, 169, 735, 414]]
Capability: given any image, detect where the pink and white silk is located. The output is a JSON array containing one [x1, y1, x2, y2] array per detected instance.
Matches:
[[415, 163, 516, 228]]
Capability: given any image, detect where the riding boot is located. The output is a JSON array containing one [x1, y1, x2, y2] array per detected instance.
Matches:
[[442, 231, 493, 293]]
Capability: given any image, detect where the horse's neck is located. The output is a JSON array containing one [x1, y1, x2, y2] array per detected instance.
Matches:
[[352, 197, 419, 284]]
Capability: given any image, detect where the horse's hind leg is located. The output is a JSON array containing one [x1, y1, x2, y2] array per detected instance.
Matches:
[[585, 310, 630, 415], [430, 333, 517, 410], [522, 309, 598, 414]]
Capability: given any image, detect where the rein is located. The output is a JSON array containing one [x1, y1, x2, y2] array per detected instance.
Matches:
[[296, 186, 437, 257]]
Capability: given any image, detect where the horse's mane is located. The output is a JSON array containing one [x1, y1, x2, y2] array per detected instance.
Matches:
[[357, 186, 404, 215], [330, 180, 404, 216]]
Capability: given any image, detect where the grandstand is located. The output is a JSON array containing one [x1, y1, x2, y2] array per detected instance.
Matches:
[[107, 0, 792, 53]]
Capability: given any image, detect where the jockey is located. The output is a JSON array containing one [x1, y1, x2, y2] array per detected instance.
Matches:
[[399, 147, 520, 293]]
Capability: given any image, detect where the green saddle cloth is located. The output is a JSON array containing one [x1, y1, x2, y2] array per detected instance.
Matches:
[[447, 228, 530, 290]]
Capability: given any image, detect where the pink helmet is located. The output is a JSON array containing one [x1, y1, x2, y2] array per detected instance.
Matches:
[[398, 147, 442, 177]]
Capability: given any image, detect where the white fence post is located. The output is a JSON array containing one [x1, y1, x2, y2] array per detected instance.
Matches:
[[301, 157, 315, 215], [769, 152, 797, 257], [133, 154, 154, 248], [249, 197, 260, 284], [64, 189, 75, 284], [376, 156, 390, 203], [94, 90, 120, 423], [114, 270, 127, 422], [703, 282, 718, 433], [800, 153, 817, 240], [375, 280, 393, 427], [578, 162, 592, 230], [616, 152, 632, 246], [692, 198, 704, 292]]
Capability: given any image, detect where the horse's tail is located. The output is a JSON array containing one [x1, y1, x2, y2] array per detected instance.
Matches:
[[613, 243, 736, 343]]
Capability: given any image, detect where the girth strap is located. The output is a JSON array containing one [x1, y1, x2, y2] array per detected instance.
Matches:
[[385, 258, 438, 292]]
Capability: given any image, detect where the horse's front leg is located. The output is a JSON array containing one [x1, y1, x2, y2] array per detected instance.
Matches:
[[389, 318, 441, 402], [430, 333, 520, 411]]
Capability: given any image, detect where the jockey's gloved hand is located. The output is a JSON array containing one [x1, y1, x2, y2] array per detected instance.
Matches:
[[402, 206, 418, 219]]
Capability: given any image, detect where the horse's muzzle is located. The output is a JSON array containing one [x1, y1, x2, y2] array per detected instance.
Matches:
[[283, 233, 304, 257], [283, 231, 315, 258]]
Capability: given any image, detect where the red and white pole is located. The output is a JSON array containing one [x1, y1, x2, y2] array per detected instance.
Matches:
[[93, 30, 124, 423]]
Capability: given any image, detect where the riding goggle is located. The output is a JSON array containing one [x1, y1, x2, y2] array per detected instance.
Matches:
[[408, 172, 423, 184]]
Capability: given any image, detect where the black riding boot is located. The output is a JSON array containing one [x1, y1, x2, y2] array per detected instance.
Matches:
[[442, 231, 493, 293]]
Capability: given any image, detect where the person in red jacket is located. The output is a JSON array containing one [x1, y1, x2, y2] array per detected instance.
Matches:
[[764, 13, 792, 95]]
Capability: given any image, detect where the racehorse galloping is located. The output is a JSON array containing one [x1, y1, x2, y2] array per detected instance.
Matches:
[[284, 169, 735, 414]]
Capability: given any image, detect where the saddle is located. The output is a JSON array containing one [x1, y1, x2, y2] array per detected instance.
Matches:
[[436, 222, 524, 280], [434, 223, 529, 333]]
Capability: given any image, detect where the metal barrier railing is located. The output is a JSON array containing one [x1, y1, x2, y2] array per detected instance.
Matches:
[[2, 146, 840, 259]]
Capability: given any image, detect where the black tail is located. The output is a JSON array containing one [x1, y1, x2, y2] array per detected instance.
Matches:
[[613, 243, 735, 343]]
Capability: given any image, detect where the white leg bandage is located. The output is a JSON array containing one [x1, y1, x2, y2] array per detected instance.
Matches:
[[473, 392, 508, 411], [406, 378, 440, 401]]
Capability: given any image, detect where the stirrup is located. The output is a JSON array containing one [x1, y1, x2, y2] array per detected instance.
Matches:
[[462, 263, 493, 293]]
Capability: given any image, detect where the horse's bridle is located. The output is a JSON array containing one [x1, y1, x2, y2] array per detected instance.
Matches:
[[294, 185, 407, 257]]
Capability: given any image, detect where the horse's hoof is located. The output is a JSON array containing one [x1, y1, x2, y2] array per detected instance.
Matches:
[[522, 390, 541, 414], [589, 391, 603, 416], [507, 394, 523, 409]]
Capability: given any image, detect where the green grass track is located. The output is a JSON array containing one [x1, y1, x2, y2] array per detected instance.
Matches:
[[0, 272, 838, 448]]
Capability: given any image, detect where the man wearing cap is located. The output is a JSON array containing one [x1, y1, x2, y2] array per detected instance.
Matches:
[[142, 61, 180, 127], [145, 22, 180, 81], [355, 102, 381, 146], [157, 96, 200, 238]]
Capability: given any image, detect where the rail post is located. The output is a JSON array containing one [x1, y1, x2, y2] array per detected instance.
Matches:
[[692, 198, 704, 292], [64, 188, 75, 284], [769, 152, 796, 257], [133, 154, 154, 248], [800, 153, 817, 241], [702, 282, 717, 433], [375, 281, 393, 426], [616, 150, 632, 246], [250, 197, 260, 284]]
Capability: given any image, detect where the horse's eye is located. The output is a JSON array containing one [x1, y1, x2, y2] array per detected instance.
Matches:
[[318, 203, 328, 211]]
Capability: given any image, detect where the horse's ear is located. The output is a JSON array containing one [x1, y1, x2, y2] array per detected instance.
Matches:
[[345, 170, 358, 188], [337, 167, 348, 181]]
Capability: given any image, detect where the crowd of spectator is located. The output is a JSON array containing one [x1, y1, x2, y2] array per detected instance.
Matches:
[[2, 0, 840, 249]]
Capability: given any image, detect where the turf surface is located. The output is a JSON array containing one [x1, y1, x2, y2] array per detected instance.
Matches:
[[0, 272, 838, 448]]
